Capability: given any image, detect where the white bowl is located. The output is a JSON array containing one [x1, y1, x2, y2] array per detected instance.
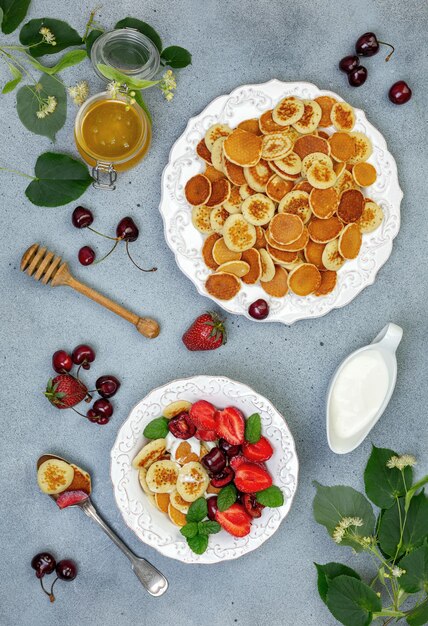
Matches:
[[111, 375, 298, 564]]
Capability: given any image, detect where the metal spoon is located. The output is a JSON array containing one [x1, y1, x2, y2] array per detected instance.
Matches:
[[37, 454, 168, 597]]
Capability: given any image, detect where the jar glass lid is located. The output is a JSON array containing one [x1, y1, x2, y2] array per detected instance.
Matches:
[[91, 28, 160, 82]]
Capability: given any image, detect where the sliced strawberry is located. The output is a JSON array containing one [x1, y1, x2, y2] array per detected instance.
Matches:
[[56, 490, 89, 509], [194, 429, 217, 441], [234, 462, 272, 493], [216, 407, 245, 445], [229, 455, 266, 472], [215, 503, 252, 537], [189, 400, 217, 431], [242, 436, 273, 462]]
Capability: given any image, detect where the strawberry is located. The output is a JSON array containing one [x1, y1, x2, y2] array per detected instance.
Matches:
[[182, 312, 226, 351], [242, 436, 274, 462], [234, 462, 272, 493], [229, 455, 266, 472], [56, 490, 89, 509], [189, 400, 217, 431], [215, 503, 252, 537], [45, 375, 88, 409], [194, 429, 217, 441], [216, 407, 245, 445]]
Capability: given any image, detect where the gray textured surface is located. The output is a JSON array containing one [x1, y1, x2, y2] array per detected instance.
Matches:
[[0, 1, 427, 625]]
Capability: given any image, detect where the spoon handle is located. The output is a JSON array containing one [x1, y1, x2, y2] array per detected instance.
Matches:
[[80, 499, 168, 596]]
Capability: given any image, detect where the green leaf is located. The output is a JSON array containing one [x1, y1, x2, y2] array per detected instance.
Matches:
[[114, 17, 162, 52], [245, 413, 261, 443], [326, 575, 382, 626], [0, 0, 31, 34], [96, 64, 159, 90], [85, 28, 103, 56], [407, 599, 428, 626], [143, 417, 169, 439], [16, 73, 66, 141], [399, 545, 428, 593], [133, 90, 152, 123], [2, 63, 22, 93], [186, 497, 207, 523], [186, 533, 208, 555], [378, 492, 428, 558], [217, 483, 237, 512], [364, 445, 412, 509], [26, 49, 87, 75], [315, 563, 361, 604], [406, 476, 428, 513], [256, 485, 284, 507], [20, 18, 82, 57], [25, 152, 92, 207], [198, 520, 221, 536], [313, 483, 375, 551], [161, 45, 192, 68], [179, 522, 198, 539]]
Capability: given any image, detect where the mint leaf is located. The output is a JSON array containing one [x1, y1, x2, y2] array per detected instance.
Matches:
[[217, 483, 237, 512], [186, 497, 207, 523], [256, 485, 284, 507], [315, 563, 361, 605], [245, 413, 261, 443], [198, 520, 221, 536], [364, 445, 412, 509], [179, 522, 198, 539], [143, 417, 169, 439], [326, 575, 381, 626], [161, 45, 192, 68], [187, 534, 208, 555]]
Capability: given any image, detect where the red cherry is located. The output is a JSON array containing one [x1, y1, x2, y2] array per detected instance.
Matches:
[[210, 467, 235, 488], [116, 217, 139, 242], [248, 299, 269, 320], [78, 246, 95, 266], [72, 344, 95, 370], [93, 399, 113, 418], [355, 32, 395, 61], [87, 409, 99, 423], [348, 66, 368, 87], [339, 55, 360, 74], [96, 375, 120, 398], [72, 206, 94, 228], [168, 412, 196, 439], [242, 493, 265, 519], [52, 350, 73, 373], [389, 81, 412, 105], [96, 415, 110, 425], [31, 552, 56, 578], [207, 496, 218, 521], [55, 559, 77, 581]]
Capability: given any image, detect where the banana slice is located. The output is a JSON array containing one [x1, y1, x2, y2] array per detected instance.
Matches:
[[191, 205, 214, 234], [138, 468, 152, 495], [163, 400, 192, 419], [37, 459, 74, 495], [204, 123, 232, 151], [170, 489, 190, 514], [176, 462, 209, 502], [146, 460, 180, 493], [132, 439, 166, 470]]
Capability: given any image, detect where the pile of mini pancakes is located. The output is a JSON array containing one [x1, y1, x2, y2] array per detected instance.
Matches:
[[184, 94, 384, 301]]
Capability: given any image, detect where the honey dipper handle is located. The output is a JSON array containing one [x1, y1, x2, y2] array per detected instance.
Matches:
[[68, 277, 160, 339]]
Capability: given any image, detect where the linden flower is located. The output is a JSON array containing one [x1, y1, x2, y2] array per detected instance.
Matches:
[[36, 95, 57, 119], [332, 517, 364, 544], [107, 81, 121, 99], [386, 455, 416, 471], [39, 27, 57, 46], [68, 81, 89, 106], [160, 69, 177, 101], [391, 566, 406, 578]]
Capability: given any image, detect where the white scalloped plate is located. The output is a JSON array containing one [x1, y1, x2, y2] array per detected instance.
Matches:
[[159, 80, 402, 324], [111, 375, 298, 564]]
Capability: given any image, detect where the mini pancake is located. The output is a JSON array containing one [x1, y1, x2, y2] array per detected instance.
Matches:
[[260, 265, 289, 297], [241, 193, 275, 226], [278, 190, 311, 224], [223, 128, 263, 167], [266, 242, 298, 265], [146, 460, 179, 493], [292, 99, 322, 134], [288, 263, 321, 296], [329, 132, 356, 162], [293, 180, 313, 193], [223, 185, 243, 214], [191, 205, 214, 234], [223, 213, 257, 251], [333, 161, 346, 179], [216, 260, 250, 278], [315, 96, 337, 127], [334, 169, 357, 196], [280, 255, 305, 271], [338, 223, 362, 259], [241, 248, 262, 284], [205, 272, 241, 300], [304, 240, 326, 269], [317, 130, 330, 140], [266, 226, 309, 251], [259, 109, 285, 134], [315, 270, 338, 296], [272, 96, 305, 126], [261, 132, 293, 160], [359, 200, 383, 233], [244, 159, 272, 192], [239, 183, 256, 200], [155, 493, 170, 513], [206, 178, 231, 207], [204, 164, 226, 182], [266, 175, 294, 202], [223, 157, 246, 186], [254, 225, 267, 249], [196, 139, 212, 164], [212, 237, 242, 264], [211, 136, 226, 172], [205, 123, 232, 150], [185, 174, 211, 206], [309, 187, 338, 219], [269, 213, 304, 245], [273, 152, 302, 176], [348, 132, 373, 164], [307, 161, 337, 189], [238, 118, 262, 134], [322, 239, 346, 270], [331, 102, 355, 132], [163, 401, 193, 419], [268, 161, 301, 181], [170, 490, 190, 513], [352, 162, 377, 187], [202, 232, 221, 269], [206, 483, 221, 494], [259, 248, 276, 281], [308, 216, 343, 243], [210, 206, 229, 232], [168, 503, 187, 527], [293, 134, 330, 159], [301, 152, 333, 178], [337, 189, 364, 223]]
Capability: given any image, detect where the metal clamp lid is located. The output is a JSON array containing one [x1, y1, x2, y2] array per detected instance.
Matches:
[[92, 162, 117, 190]]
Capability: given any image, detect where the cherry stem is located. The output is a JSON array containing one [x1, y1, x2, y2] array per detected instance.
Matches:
[[125, 240, 157, 273], [87, 226, 118, 241], [93, 240, 119, 264], [71, 406, 90, 419], [378, 40, 395, 62], [40, 577, 55, 603], [49, 577, 58, 602]]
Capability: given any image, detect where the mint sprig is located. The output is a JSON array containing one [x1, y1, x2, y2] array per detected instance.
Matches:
[[245, 413, 262, 444], [256, 485, 284, 507], [143, 416, 169, 439], [217, 483, 237, 512], [180, 497, 217, 555], [186, 497, 207, 523]]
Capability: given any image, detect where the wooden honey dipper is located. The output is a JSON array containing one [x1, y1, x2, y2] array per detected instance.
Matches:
[[21, 243, 160, 339]]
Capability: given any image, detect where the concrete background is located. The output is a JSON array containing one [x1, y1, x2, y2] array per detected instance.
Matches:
[[0, 1, 427, 624]]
